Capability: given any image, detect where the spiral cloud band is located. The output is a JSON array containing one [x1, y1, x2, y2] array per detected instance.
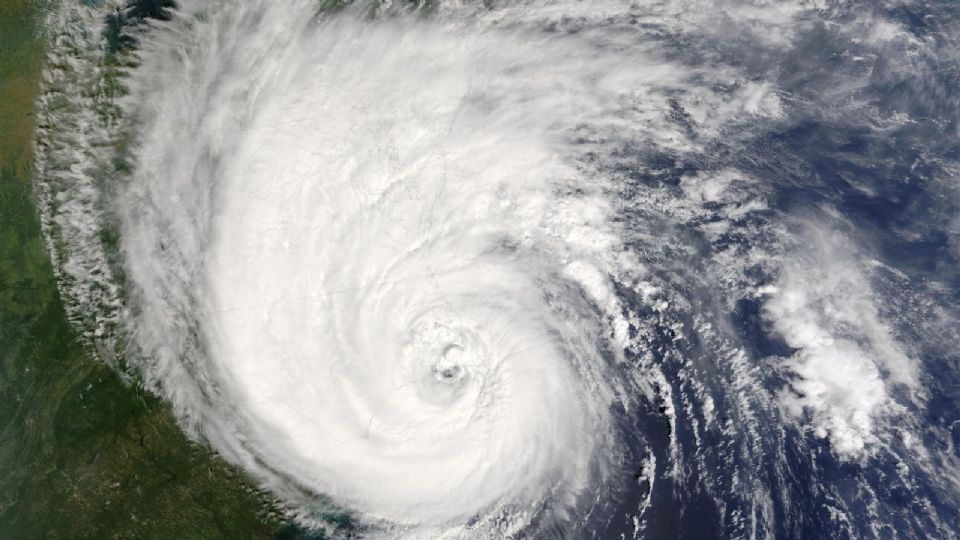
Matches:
[[34, 0, 960, 537], [118, 1, 646, 534]]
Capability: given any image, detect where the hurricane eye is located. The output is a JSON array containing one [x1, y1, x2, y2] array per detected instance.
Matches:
[[433, 362, 463, 383]]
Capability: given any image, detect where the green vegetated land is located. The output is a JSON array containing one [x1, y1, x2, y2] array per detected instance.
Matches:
[[0, 2, 311, 538]]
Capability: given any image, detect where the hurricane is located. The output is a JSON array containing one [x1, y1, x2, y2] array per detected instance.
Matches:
[[33, 0, 960, 538]]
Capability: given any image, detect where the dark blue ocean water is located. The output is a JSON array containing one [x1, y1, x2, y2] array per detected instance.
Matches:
[[625, 3, 960, 537]]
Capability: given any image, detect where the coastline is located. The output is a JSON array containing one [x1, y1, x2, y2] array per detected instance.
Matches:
[[0, 2, 292, 538]]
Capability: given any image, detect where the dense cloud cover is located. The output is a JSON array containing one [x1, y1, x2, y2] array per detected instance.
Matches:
[[34, 0, 960, 538]]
